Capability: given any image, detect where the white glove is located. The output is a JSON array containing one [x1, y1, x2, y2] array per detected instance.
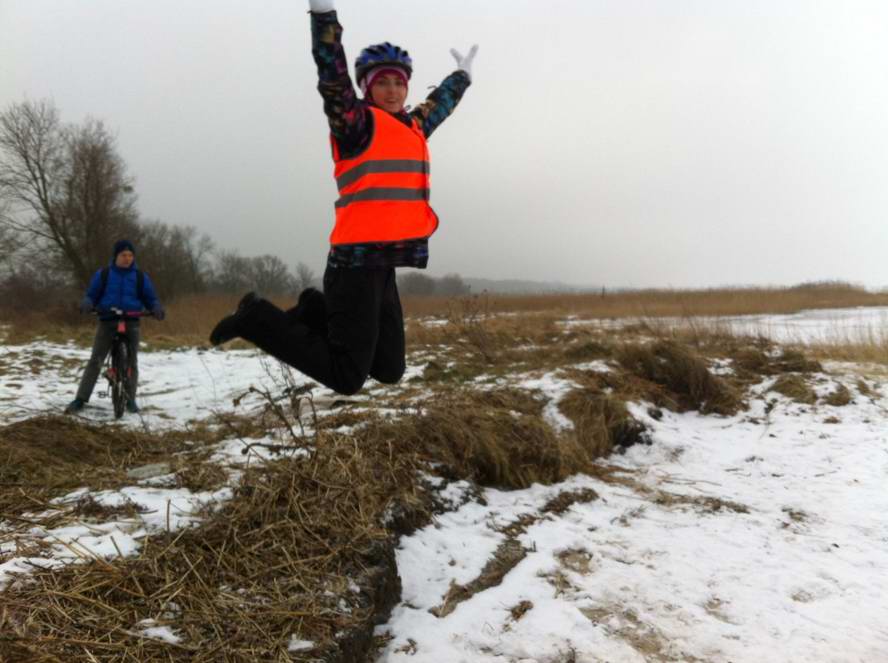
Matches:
[[450, 44, 479, 81], [308, 0, 335, 13]]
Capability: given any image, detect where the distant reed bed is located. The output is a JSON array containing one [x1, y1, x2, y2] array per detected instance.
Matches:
[[2, 281, 886, 358]]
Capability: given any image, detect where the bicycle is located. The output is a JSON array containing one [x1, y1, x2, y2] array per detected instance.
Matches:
[[94, 308, 151, 419]]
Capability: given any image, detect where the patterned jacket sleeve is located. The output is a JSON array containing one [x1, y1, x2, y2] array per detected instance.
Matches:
[[410, 70, 472, 139], [310, 11, 370, 157]]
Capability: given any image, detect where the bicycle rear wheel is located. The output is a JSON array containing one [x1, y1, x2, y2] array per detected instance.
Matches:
[[111, 340, 129, 419]]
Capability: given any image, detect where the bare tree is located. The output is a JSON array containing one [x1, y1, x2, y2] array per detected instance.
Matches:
[[437, 273, 471, 296], [294, 261, 316, 292], [212, 250, 254, 293], [398, 271, 436, 296], [250, 254, 294, 295], [0, 99, 138, 286], [135, 221, 214, 298], [0, 202, 21, 279]]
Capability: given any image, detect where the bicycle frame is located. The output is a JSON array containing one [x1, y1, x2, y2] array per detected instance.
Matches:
[[94, 308, 150, 418]]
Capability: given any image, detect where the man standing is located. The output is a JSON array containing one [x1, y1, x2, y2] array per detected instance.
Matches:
[[66, 239, 164, 415]]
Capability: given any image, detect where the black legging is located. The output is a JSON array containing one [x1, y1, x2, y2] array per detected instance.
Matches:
[[237, 266, 405, 395]]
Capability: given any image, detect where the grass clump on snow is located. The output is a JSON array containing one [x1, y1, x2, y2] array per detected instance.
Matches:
[[379, 393, 580, 489], [731, 346, 822, 377], [559, 389, 650, 457], [770, 375, 817, 404], [616, 340, 743, 415], [823, 383, 852, 407]]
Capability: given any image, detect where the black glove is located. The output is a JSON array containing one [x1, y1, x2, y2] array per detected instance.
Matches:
[[152, 304, 166, 321], [79, 296, 94, 314]]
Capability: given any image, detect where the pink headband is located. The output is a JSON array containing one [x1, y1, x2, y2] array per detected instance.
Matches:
[[360, 66, 409, 96]]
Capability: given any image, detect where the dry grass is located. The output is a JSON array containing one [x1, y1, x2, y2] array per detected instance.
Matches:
[[770, 375, 817, 404], [823, 383, 853, 407], [2, 281, 886, 354], [402, 281, 888, 319], [559, 389, 650, 457], [616, 341, 743, 415], [805, 339, 888, 366], [0, 416, 190, 519], [429, 539, 527, 618], [0, 429, 419, 662], [0, 292, 299, 349], [373, 393, 583, 489]]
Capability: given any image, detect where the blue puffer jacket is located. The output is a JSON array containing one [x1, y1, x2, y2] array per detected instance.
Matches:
[[84, 259, 159, 319]]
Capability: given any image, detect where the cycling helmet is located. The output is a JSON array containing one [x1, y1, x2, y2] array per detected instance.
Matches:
[[355, 42, 413, 87]]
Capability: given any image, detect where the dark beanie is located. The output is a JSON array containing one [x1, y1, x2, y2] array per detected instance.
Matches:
[[113, 239, 135, 257]]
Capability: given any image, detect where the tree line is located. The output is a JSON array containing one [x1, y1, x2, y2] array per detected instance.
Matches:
[[0, 99, 469, 313]]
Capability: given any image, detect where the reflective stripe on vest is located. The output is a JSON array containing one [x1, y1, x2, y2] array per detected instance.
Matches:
[[330, 107, 439, 246], [336, 159, 429, 190]]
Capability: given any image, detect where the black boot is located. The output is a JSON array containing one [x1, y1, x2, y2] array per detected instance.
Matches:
[[209, 292, 260, 346], [285, 287, 327, 333]]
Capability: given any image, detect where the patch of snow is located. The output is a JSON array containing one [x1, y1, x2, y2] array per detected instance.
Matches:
[[288, 636, 315, 652], [515, 373, 578, 432], [137, 620, 183, 645]]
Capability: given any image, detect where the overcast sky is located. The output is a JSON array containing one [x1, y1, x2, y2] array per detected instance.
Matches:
[[2, 0, 887, 288]]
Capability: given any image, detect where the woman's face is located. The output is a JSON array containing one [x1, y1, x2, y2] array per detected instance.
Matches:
[[370, 73, 408, 113]]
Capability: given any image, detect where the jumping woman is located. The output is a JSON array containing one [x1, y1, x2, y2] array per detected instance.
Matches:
[[210, 0, 477, 395]]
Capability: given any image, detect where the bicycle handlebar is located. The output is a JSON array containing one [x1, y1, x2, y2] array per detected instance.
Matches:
[[91, 308, 154, 319]]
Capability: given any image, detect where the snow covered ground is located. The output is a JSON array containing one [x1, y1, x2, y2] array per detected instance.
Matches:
[[376, 374, 888, 662], [2, 308, 888, 661], [562, 305, 888, 346], [0, 340, 318, 427]]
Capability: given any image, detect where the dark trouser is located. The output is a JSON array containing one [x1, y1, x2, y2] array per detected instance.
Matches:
[[76, 320, 140, 402], [239, 266, 405, 396]]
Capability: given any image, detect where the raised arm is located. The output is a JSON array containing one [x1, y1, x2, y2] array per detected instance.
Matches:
[[308, 0, 371, 156], [410, 45, 477, 139]]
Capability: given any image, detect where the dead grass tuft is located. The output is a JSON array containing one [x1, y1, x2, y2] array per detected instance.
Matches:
[[560, 388, 650, 457], [542, 488, 600, 515], [172, 457, 231, 493], [509, 600, 534, 621], [445, 294, 499, 364], [377, 395, 582, 489], [557, 548, 595, 576], [770, 375, 817, 404], [654, 492, 750, 515], [562, 338, 615, 363], [772, 348, 823, 374], [472, 387, 547, 417], [823, 383, 852, 407], [856, 378, 879, 398], [617, 341, 743, 415], [429, 539, 527, 618], [69, 494, 149, 520]]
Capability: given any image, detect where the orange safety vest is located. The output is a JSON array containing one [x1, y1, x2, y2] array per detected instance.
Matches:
[[330, 106, 439, 246]]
